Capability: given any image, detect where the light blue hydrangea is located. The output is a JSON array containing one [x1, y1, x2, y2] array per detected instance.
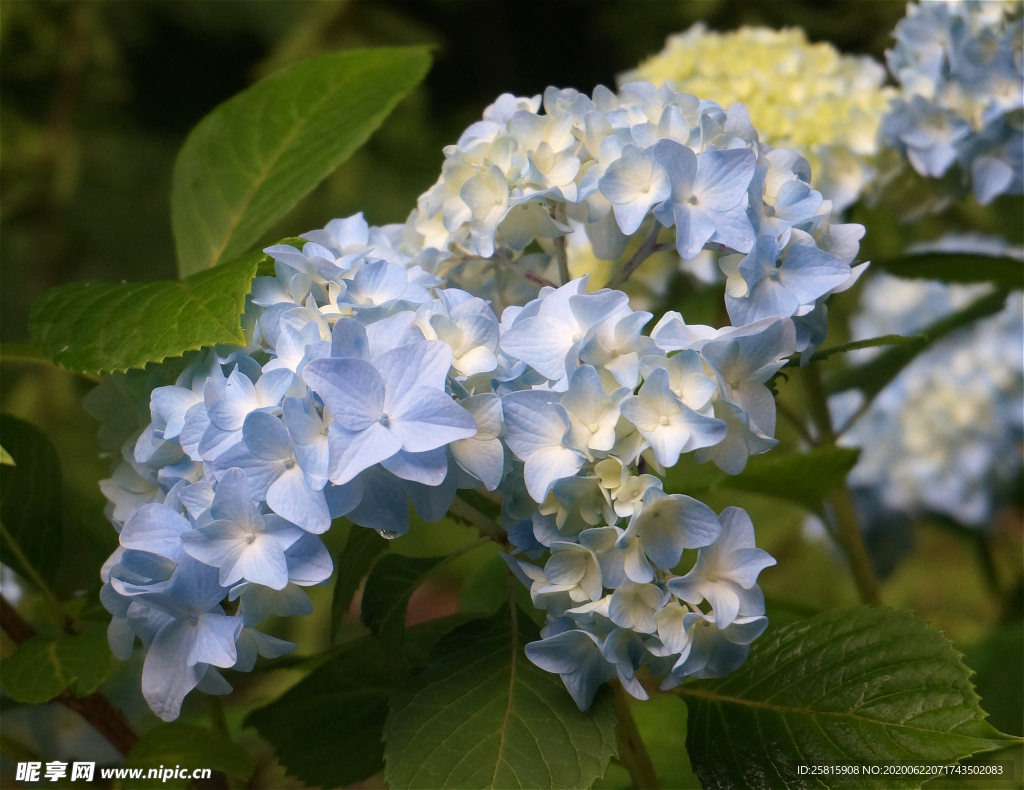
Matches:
[[88, 77, 871, 719], [882, 0, 1024, 204], [837, 271, 1023, 528]]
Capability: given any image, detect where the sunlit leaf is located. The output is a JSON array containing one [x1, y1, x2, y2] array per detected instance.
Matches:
[[27, 251, 261, 375], [172, 47, 431, 276], [26, 237, 300, 376]]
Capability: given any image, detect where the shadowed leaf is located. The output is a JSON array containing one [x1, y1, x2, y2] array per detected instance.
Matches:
[[679, 607, 1019, 789]]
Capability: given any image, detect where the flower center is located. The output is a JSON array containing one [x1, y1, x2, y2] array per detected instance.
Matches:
[[379, 413, 390, 427], [687, 194, 698, 204], [640, 183, 650, 194], [659, 415, 670, 426], [246, 532, 257, 544], [589, 423, 600, 433], [284, 459, 295, 470]]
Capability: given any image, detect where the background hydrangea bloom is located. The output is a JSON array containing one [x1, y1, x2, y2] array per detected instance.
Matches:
[[882, 0, 1024, 204], [833, 237, 1024, 528], [625, 24, 897, 212]]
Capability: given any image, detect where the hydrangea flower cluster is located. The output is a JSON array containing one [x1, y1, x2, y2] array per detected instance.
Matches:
[[833, 254, 1023, 527], [882, 0, 1024, 205], [88, 80, 867, 720], [625, 24, 897, 212], [412, 81, 868, 356]]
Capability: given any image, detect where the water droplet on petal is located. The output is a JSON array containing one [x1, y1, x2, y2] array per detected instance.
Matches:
[[378, 529, 400, 540]]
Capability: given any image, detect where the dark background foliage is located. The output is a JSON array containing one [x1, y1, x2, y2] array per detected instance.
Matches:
[[0, 0, 908, 343], [2, 4, 1020, 787]]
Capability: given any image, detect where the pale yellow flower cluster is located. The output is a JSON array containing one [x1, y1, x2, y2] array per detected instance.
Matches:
[[624, 24, 897, 211]]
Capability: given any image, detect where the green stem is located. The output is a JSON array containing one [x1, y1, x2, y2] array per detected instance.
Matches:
[[829, 486, 881, 606], [611, 681, 661, 790], [449, 496, 507, 544], [782, 333, 924, 369], [204, 694, 230, 739], [800, 366, 881, 606], [605, 220, 662, 289], [552, 203, 571, 286], [775, 400, 816, 446], [0, 522, 70, 627], [438, 535, 492, 566], [492, 251, 558, 290], [203, 696, 233, 789], [801, 364, 835, 445], [969, 529, 1003, 599]]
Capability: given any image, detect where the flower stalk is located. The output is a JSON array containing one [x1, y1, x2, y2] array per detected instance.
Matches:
[[611, 681, 661, 790], [801, 365, 880, 606]]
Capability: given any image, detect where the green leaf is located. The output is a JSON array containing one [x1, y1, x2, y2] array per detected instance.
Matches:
[[879, 254, 1023, 289], [383, 605, 619, 790], [361, 552, 443, 650], [246, 636, 399, 787], [49, 632, 115, 698], [663, 445, 860, 514], [331, 526, 389, 641], [1, 632, 115, 703], [460, 552, 519, 618], [0, 415, 63, 584], [964, 622, 1024, 738], [124, 723, 253, 787], [246, 620, 467, 788], [27, 250, 261, 376], [719, 446, 860, 514], [828, 288, 1010, 399], [0, 637, 67, 704], [0, 446, 14, 466], [172, 46, 431, 276], [789, 334, 924, 367], [678, 607, 1019, 790]]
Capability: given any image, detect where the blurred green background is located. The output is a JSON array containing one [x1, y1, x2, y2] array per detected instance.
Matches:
[[0, 0, 910, 343], [1, 2, 1020, 787]]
